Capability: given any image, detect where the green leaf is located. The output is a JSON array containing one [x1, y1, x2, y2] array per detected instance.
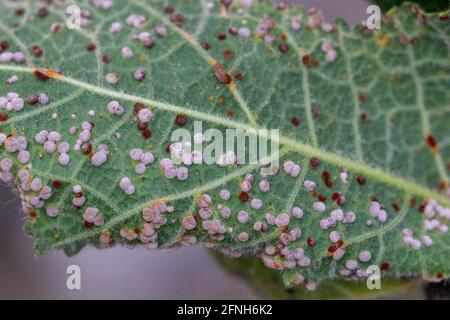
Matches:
[[214, 253, 416, 299], [374, 0, 449, 13], [0, 0, 449, 290]]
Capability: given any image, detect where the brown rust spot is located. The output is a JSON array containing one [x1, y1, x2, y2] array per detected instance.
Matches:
[[309, 157, 320, 169], [0, 113, 8, 122], [175, 114, 187, 126], [82, 144, 92, 156], [239, 192, 249, 202], [213, 62, 231, 84], [142, 129, 152, 139], [307, 236, 316, 247], [291, 117, 300, 127], [302, 54, 319, 67], [380, 262, 390, 272], [52, 180, 62, 189], [84, 221, 94, 228], [418, 201, 427, 213], [361, 111, 370, 123], [437, 180, 448, 192], [235, 73, 243, 81], [137, 122, 147, 131], [332, 192, 340, 202], [37, 7, 49, 17], [322, 170, 333, 188], [15, 8, 25, 16], [202, 42, 210, 50], [359, 92, 366, 103], [222, 50, 233, 58], [134, 102, 145, 114], [327, 245, 337, 255], [302, 54, 310, 66], [332, 192, 345, 205], [170, 14, 184, 27], [164, 6, 174, 14], [31, 44, 43, 58], [356, 175, 366, 186], [0, 40, 9, 52], [29, 210, 38, 219], [426, 133, 439, 154], [86, 43, 96, 51], [102, 54, 111, 64], [33, 69, 50, 81], [279, 43, 289, 53]]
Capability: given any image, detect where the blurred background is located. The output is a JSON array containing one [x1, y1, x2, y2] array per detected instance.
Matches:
[[0, 0, 446, 299]]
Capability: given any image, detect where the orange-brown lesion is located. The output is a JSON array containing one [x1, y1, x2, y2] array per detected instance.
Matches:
[[376, 34, 389, 48], [32, 68, 61, 80], [46, 68, 61, 79], [437, 180, 449, 192]]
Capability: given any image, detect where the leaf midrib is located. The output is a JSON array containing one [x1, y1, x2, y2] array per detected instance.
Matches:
[[1, 64, 449, 210]]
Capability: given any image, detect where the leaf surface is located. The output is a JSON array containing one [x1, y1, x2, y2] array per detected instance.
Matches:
[[0, 0, 449, 287]]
